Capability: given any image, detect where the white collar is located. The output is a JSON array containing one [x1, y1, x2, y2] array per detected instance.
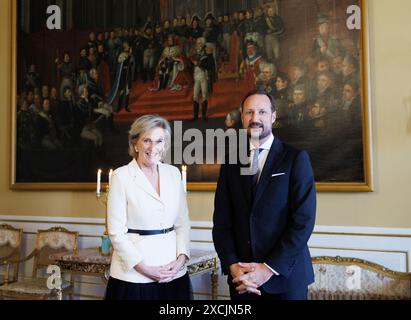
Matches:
[[249, 134, 274, 152]]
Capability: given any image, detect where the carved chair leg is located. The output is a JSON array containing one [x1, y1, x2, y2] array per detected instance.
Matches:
[[211, 269, 218, 300], [68, 288, 74, 300]]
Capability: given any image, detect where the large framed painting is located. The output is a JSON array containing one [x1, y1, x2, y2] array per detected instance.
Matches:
[[10, 0, 372, 192]]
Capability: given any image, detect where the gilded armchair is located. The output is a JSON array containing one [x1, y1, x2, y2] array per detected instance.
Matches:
[[0, 224, 23, 285], [0, 226, 78, 300], [308, 256, 411, 300]]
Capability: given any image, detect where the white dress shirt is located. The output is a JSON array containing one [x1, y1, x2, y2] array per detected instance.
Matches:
[[250, 134, 274, 183], [250, 134, 279, 276]]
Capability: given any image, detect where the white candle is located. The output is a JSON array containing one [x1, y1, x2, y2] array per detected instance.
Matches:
[[97, 169, 102, 194], [182, 165, 187, 193], [108, 169, 113, 188]]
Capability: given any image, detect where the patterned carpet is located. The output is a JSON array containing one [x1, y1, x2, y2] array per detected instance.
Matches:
[[113, 78, 246, 122]]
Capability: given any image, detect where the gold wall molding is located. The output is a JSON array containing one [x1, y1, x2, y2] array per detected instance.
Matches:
[[2, 218, 411, 238], [313, 231, 411, 238], [22, 232, 101, 239], [3, 218, 411, 240], [0, 218, 104, 226], [191, 225, 411, 238]]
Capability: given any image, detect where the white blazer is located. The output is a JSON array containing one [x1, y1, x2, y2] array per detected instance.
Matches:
[[107, 159, 190, 283]]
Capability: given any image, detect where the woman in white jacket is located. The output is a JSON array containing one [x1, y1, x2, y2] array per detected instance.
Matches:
[[105, 115, 191, 300]]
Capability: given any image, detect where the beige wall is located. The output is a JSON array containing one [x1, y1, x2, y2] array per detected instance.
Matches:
[[1, 0, 411, 227]]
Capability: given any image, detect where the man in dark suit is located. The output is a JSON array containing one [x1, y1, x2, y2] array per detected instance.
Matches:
[[212, 90, 317, 300]]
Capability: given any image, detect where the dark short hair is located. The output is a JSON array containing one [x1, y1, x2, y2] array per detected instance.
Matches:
[[228, 108, 242, 128], [293, 84, 306, 93], [344, 55, 359, 70], [241, 89, 276, 113], [277, 71, 289, 83], [293, 61, 307, 73], [63, 86, 72, 94], [344, 79, 359, 93], [317, 56, 330, 65]]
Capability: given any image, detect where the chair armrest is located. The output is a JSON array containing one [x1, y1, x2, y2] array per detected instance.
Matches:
[[0, 249, 37, 266], [0, 248, 21, 264]]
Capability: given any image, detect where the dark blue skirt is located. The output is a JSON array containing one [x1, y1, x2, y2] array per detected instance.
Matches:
[[105, 273, 193, 300]]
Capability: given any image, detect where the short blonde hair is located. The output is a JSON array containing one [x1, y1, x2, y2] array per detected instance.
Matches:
[[128, 115, 172, 160]]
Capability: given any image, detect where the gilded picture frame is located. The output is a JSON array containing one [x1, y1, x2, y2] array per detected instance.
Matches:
[[10, 0, 372, 192]]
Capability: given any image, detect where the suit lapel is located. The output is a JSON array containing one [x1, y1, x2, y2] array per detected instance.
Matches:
[[128, 159, 162, 203], [251, 138, 287, 212], [158, 163, 168, 204], [239, 162, 253, 209], [238, 138, 253, 210]]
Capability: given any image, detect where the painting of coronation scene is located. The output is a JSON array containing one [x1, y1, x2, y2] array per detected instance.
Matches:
[[14, 0, 366, 185]]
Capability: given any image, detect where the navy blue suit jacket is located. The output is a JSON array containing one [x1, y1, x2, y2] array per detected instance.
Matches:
[[212, 137, 316, 294]]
